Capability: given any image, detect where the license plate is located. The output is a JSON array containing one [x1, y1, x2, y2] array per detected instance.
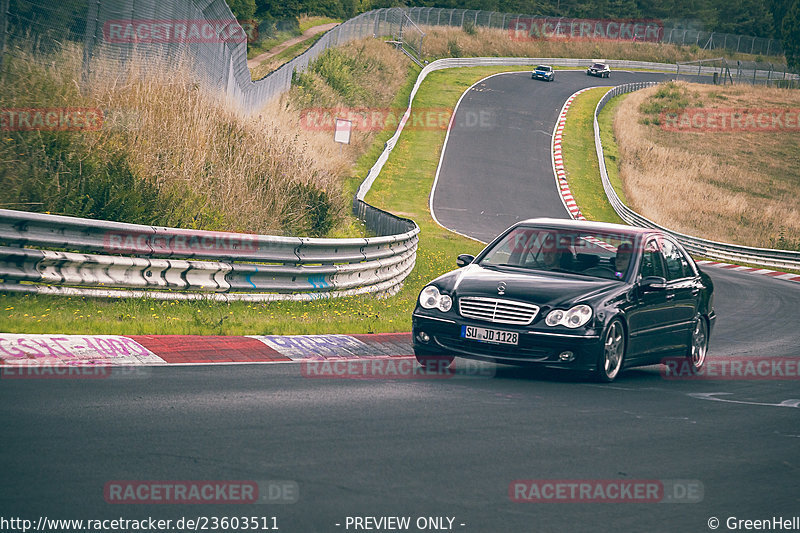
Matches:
[[461, 326, 519, 345]]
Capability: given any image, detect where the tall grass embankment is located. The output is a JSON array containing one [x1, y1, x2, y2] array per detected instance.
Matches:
[[612, 81, 800, 250], [0, 38, 410, 237]]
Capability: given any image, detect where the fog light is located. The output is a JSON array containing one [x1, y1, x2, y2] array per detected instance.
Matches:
[[416, 331, 431, 344], [558, 351, 575, 362]]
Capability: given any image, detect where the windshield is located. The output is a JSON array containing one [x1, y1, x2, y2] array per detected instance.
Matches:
[[592, 63, 606, 69], [479, 226, 635, 281], [536, 66, 551, 71]]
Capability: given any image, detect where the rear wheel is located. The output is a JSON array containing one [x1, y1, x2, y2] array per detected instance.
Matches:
[[686, 316, 708, 371], [596, 319, 625, 382]]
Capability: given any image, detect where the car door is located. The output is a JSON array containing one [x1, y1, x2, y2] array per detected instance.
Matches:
[[626, 237, 674, 360], [660, 237, 701, 351]]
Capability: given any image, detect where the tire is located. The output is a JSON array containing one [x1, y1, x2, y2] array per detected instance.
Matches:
[[415, 354, 454, 370], [686, 316, 709, 372], [596, 318, 625, 382]]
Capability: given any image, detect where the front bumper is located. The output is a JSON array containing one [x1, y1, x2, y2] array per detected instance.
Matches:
[[412, 312, 603, 372], [532, 72, 553, 80]]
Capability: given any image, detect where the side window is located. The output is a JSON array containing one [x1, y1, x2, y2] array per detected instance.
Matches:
[[661, 239, 693, 281], [639, 239, 666, 278]]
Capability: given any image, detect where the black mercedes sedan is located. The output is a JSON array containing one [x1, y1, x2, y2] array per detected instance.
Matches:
[[412, 219, 715, 382]]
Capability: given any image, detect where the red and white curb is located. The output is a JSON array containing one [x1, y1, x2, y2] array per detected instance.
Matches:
[[552, 89, 800, 284], [0, 333, 413, 368], [695, 261, 800, 283], [552, 87, 593, 221]]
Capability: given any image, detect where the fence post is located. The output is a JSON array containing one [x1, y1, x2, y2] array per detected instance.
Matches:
[[0, 0, 8, 74], [81, 0, 101, 88]]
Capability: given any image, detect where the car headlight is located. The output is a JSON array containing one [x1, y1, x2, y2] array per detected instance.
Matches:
[[545, 304, 593, 328], [419, 285, 453, 312]]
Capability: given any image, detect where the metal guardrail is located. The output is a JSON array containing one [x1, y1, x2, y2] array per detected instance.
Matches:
[[0, 208, 418, 301], [593, 83, 800, 271]]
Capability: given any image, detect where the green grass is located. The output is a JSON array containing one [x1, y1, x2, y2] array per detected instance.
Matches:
[[597, 93, 630, 208], [251, 33, 326, 80], [560, 87, 625, 224], [248, 17, 341, 60], [299, 17, 340, 33], [0, 66, 533, 336]]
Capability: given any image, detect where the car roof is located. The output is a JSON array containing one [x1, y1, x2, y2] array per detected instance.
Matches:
[[513, 217, 659, 237]]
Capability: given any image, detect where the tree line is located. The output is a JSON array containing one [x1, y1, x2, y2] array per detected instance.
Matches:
[[227, 0, 800, 68]]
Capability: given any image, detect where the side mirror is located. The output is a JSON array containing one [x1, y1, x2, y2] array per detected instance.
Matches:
[[456, 254, 475, 268], [640, 276, 667, 292]]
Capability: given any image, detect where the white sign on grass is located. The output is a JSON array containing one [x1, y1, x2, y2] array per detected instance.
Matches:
[[334, 118, 352, 144]]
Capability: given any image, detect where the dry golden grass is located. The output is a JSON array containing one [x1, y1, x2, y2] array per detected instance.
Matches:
[[420, 26, 783, 64], [613, 82, 800, 249], [1, 38, 411, 236]]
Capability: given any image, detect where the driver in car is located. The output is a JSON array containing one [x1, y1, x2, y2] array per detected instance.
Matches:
[[614, 242, 634, 278]]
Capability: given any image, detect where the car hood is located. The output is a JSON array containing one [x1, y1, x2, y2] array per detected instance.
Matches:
[[447, 264, 620, 307]]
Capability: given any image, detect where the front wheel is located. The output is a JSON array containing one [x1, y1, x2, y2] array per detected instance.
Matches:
[[686, 316, 709, 371], [415, 354, 454, 370], [596, 318, 625, 382]]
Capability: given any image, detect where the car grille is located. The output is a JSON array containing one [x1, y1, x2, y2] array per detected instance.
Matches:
[[458, 297, 539, 326]]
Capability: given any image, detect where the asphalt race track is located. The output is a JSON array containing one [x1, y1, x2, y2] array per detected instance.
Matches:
[[2, 71, 799, 533]]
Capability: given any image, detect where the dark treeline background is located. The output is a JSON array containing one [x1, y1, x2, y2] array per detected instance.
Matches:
[[229, 0, 799, 66], [228, 0, 795, 39]]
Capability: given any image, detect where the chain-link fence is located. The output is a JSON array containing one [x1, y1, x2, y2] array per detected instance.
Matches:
[[403, 7, 785, 57], [675, 57, 799, 87], [1, 2, 419, 114], [1, 2, 792, 116]]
